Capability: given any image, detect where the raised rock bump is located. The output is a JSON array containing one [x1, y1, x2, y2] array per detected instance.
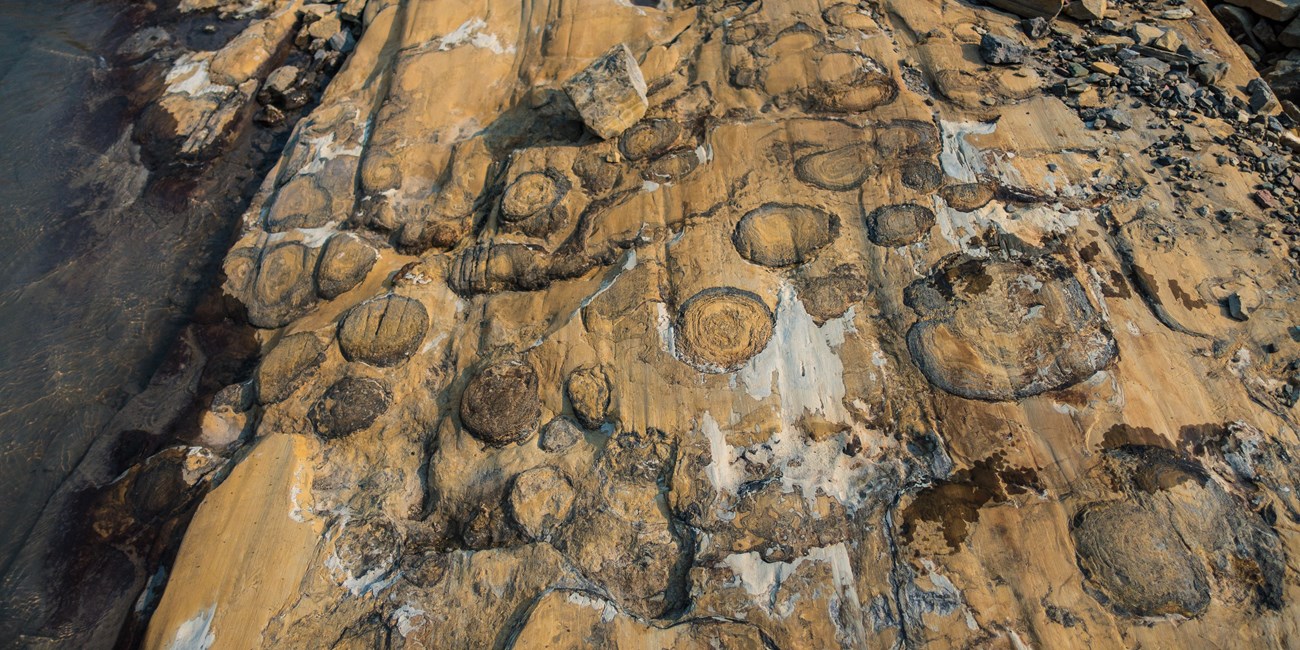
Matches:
[[337, 294, 429, 367], [676, 287, 775, 373], [460, 359, 541, 447], [733, 203, 841, 267], [865, 203, 935, 247], [310, 376, 392, 439]]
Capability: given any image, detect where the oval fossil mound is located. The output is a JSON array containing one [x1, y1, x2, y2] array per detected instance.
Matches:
[[619, 119, 680, 160], [676, 288, 775, 373], [501, 170, 566, 221], [794, 143, 874, 191], [733, 203, 840, 267], [310, 377, 392, 439], [337, 295, 429, 367], [460, 359, 541, 446], [905, 256, 1117, 400], [1072, 501, 1211, 618], [939, 181, 996, 212], [866, 203, 935, 247]]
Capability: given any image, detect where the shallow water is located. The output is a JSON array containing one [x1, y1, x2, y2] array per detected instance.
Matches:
[[0, 0, 228, 576]]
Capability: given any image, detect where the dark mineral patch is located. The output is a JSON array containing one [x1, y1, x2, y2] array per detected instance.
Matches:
[[460, 359, 542, 447], [310, 377, 392, 439], [939, 182, 996, 212]]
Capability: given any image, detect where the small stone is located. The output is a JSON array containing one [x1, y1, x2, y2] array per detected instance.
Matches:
[[1248, 78, 1280, 114], [979, 33, 1027, 65], [1282, 16, 1300, 48], [566, 366, 612, 429], [1252, 189, 1280, 209], [1021, 17, 1051, 39], [507, 467, 576, 541], [1161, 8, 1194, 19], [1151, 29, 1184, 53], [1090, 61, 1120, 76], [562, 43, 647, 140], [328, 29, 355, 53], [264, 65, 299, 97], [1130, 23, 1164, 45], [306, 13, 342, 43], [1194, 61, 1229, 86], [1226, 293, 1250, 321], [987, 0, 1063, 19], [1063, 0, 1106, 21], [1098, 108, 1133, 130], [539, 417, 584, 453]]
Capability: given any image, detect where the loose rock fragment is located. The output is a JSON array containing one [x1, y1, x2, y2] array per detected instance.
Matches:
[[256, 331, 327, 404], [987, 0, 1062, 19], [1248, 78, 1280, 113], [979, 33, 1026, 65], [562, 43, 648, 140], [507, 467, 576, 541], [337, 295, 429, 367], [676, 288, 774, 373], [1063, 0, 1106, 21], [566, 367, 612, 429], [460, 360, 541, 447], [310, 377, 391, 439], [732, 203, 840, 267]]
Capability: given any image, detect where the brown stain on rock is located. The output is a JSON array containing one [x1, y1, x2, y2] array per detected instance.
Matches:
[[900, 454, 1042, 551]]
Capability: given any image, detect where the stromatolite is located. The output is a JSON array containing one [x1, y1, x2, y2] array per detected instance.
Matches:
[[642, 148, 699, 183], [255, 331, 327, 404], [794, 143, 875, 191], [940, 181, 997, 211], [316, 233, 377, 299], [460, 359, 541, 446], [732, 203, 840, 267], [898, 160, 943, 191], [865, 203, 935, 246], [905, 255, 1117, 400], [507, 466, 576, 541], [337, 294, 429, 367], [309, 377, 391, 439], [501, 170, 566, 222], [619, 119, 681, 160], [676, 288, 775, 373], [566, 367, 612, 429]]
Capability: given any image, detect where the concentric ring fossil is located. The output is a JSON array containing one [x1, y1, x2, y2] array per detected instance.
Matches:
[[940, 182, 996, 212], [794, 144, 875, 191], [875, 120, 942, 158], [337, 295, 429, 367], [310, 377, 391, 439], [501, 170, 567, 221], [733, 203, 841, 267], [808, 51, 898, 113], [316, 233, 378, 300], [619, 119, 681, 161], [865, 203, 935, 246], [460, 359, 541, 446], [256, 331, 327, 404], [676, 288, 775, 373], [905, 255, 1117, 400], [642, 149, 700, 183], [898, 160, 943, 192]]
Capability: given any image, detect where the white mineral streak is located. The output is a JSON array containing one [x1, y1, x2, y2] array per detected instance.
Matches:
[[164, 55, 230, 97], [721, 543, 863, 618], [939, 120, 996, 182], [168, 605, 216, 650], [566, 591, 619, 622], [438, 18, 516, 55], [393, 604, 426, 636]]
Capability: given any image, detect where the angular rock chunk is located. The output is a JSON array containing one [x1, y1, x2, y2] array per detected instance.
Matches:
[[866, 203, 935, 247], [539, 416, 585, 452], [940, 182, 996, 211], [566, 367, 611, 429], [1072, 501, 1210, 617], [563, 43, 647, 140], [507, 467, 575, 541], [979, 34, 1026, 65], [794, 143, 875, 191], [1223, 0, 1300, 22], [733, 203, 840, 267], [337, 295, 428, 367], [255, 331, 328, 404], [316, 233, 378, 299], [676, 288, 775, 373], [1063, 0, 1106, 21], [460, 360, 541, 447], [905, 255, 1117, 400], [310, 377, 391, 439]]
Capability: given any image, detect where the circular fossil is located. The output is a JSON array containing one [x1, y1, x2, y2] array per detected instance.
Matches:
[[642, 149, 699, 183], [733, 203, 841, 267], [865, 203, 935, 247], [501, 171, 565, 222], [256, 331, 327, 404], [619, 119, 681, 161], [507, 466, 576, 541], [899, 160, 943, 192], [940, 182, 996, 212], [794, 144, 874, 191], [875, 120, 942, 159], [316, 233, 378, 300], [337, 295, 429, 367], [905, 256, 1117, 400], [676, 288, 775, 373], [310, 377, 391, 439], [460, 359, 541, 446]]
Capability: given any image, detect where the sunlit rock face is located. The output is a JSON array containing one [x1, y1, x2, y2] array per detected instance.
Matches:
[[139, 0, 1300, 648]]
